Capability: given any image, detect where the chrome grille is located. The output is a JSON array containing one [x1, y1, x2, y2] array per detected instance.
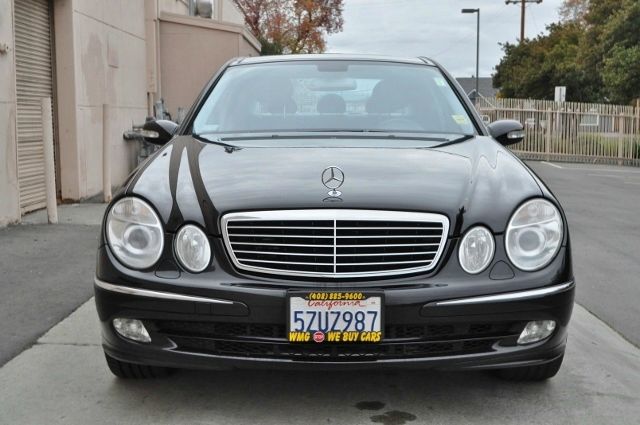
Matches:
[[221, 210, 449, 278]]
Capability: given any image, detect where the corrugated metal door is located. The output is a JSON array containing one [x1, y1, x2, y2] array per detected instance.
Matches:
[[14, 0, 55, 213]]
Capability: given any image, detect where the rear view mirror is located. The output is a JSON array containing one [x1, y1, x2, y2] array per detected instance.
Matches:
[[141, 119, 178, 145], [487, 120, 525, 146]]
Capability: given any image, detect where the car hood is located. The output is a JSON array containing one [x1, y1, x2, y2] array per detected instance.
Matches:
[[128, 136, 543, 236]]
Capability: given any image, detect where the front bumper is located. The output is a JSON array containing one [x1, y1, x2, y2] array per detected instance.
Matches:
[[95, 275, 574, 371]]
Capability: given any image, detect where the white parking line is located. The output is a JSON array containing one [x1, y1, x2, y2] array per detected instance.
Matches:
[[586, 173, 624, 178], [557, 166, 640, 174], [542, 161, 563, 169]]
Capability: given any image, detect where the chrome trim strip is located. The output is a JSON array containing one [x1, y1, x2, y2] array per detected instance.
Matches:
[[221, 209, 450, 279], [431, 282, 574, 306], [335, 235, 441, 239], [234, 250, 335, 257], [232, 242, 333, 248], [242, 258, 333, 266], [338, 243, 440, 248], [337, 251, 438, 257], [229, 234, 335, 239], [94, 278, 234, 305]]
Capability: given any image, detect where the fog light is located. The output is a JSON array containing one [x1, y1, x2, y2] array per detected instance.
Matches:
[[113, 318, 151, 343], [518, 320, 556, 345]]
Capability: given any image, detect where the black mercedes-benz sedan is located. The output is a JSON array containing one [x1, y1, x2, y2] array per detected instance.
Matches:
[[95, 54, 574, 381]]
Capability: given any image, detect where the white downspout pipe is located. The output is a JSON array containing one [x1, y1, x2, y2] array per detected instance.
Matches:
[[103, 103, 112, 202], [42, 97, 58, 224]]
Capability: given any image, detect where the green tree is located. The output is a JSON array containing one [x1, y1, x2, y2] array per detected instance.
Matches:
[[559, 0, 589, 23], [595, 0, 640, 103], [493, 0, 640, 104], [493, 23, 585, 100]]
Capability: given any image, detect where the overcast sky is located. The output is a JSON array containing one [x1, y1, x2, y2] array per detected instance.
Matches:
[[326, 0, 564, 78]]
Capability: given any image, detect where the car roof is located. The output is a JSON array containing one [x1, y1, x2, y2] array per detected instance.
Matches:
[[230, 53, 436, 67]]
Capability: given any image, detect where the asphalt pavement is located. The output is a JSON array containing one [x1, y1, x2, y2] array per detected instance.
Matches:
[[527, 161, 640, 347], [0, 300, 638, 424], [1, 162, 640, 424], [0, 204, 105, 365]]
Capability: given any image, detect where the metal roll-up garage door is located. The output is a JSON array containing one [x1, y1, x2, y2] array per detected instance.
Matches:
[[14, 0, 55, 213]]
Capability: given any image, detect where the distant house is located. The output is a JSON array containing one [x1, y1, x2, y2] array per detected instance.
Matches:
[[456, 77, 499, 100]]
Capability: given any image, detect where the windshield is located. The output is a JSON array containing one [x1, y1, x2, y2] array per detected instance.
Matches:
[[192, 60, 476, 137]]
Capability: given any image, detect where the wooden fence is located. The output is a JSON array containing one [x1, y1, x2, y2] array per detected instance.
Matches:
[[476, 97, 640, 166]]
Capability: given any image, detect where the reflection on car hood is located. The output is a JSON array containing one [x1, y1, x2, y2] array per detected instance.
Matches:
[[128, 135, 543, 236]]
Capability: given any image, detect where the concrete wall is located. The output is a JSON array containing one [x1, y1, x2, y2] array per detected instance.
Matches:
[[158, 12, 260, 119], [157, 0, 245, 24], [0, 0, 259, 225], [219, 0, 245, 24], [158, 0, 189, 15], [54, 0, 147, 200], [0, 0, 20, 226]]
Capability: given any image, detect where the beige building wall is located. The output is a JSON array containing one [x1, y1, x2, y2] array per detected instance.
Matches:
[[55, 0, 148, 200], [158, 0, 189, 16], [0, 0, 20, 226], [157, 0, 246, 25], [218, 0, 245, 24], [158, 12, 260, 119], [0, 0, 259, 226]]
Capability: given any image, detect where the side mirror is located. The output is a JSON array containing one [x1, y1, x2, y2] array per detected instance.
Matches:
[[487, 120, 525, 146], [141, 119, 178, 145]]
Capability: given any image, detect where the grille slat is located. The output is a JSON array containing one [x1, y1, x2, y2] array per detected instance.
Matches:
[[338, 226, 443, 230], [229, 226, 334, 230], [336, 259, 433, 266], [231, 242, 334, 248], [234, 250, 335, 257], [230, 234, 335, 239], [335, 235, 441, 239], [239, 258, 334, 266], [336, 251, 438, 257], [337, 243, 441, 248], [222, 210, 449, 278]]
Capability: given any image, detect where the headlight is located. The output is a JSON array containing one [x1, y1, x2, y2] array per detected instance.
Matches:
[[174, 224, 211, 273], [458, 226, 495, 274], [106, 197, 164, 269], [506, 199, 563, 271]]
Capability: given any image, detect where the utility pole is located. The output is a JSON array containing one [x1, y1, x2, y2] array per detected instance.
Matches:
[[505, 0, 542, 43]]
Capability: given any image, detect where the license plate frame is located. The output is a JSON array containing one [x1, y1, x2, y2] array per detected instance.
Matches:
[[286, 290, 384, 344]]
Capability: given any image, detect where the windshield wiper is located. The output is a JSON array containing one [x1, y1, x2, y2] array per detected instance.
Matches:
[[430, 134, 475, 148], [195, 130, 473, 145], [192, 133, 241, 150], [212, 131, 450, 142]]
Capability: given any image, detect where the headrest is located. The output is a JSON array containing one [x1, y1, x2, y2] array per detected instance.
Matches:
[[317, 94, 346, 114], [255, 78, 297, 114], [366, 80, 415, 113]]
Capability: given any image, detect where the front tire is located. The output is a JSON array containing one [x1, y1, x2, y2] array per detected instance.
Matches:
[[495, 354, 564, 381], [104, 353, 172, 379]]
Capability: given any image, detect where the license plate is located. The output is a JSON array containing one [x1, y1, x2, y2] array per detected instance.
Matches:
[[287, 291, 383, 343]]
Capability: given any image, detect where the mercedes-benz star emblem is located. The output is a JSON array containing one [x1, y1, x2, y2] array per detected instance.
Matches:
[[321, 166, 344, 197]]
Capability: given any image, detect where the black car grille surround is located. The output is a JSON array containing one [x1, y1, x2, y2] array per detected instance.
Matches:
[[154, 320, 519, 341], [167, 337, 497, 360], [221, 210, 449, 279], [152, 320, 522, 361]]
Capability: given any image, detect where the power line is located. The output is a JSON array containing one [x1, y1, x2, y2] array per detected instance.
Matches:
[[505, 0, 543, 43]]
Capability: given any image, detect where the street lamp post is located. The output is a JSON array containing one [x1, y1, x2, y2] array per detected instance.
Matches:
[[461, 8, 480, 105]]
